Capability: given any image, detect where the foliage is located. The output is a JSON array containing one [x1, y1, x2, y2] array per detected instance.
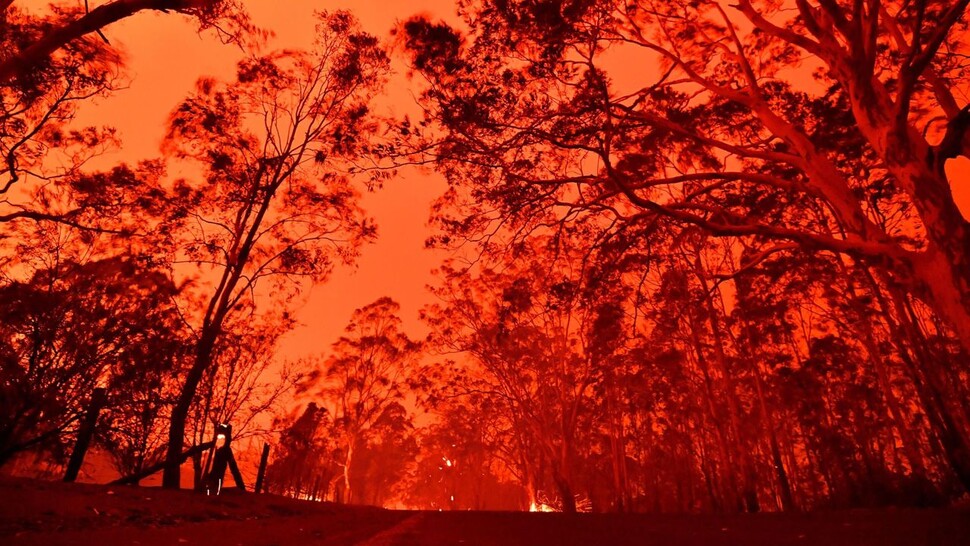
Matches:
[[305, 297, 420, 503], [0, 255, 183, 467], [400, 0, 970, 354], [160, 10, 389, 488]]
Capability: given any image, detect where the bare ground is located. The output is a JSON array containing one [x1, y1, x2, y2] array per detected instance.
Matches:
[[2, 478, 969, 545]]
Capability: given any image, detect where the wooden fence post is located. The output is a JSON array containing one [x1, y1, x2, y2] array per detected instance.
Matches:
[[203, 423, 246, 493], [254, 443, 270, 494]]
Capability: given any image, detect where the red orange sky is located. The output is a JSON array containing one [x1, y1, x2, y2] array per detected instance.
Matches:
[[71, 0, 970, 362]]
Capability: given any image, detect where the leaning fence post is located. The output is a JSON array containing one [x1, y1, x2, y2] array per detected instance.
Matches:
[[254, 443, 270, 494], [64, 387, 107, 482]]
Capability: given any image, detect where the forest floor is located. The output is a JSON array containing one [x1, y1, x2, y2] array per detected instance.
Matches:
[[2, 477, 970, 545]]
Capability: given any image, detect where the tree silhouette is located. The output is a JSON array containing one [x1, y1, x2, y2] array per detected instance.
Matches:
[[304, 297, 420, 504], [0, 2, 254, 234], [0, 255, 182, 468], [159, 11, 388, 488], [265, 402, 335, 500], [403, 403, 515, 510], [423, 236, 634, 512], [0, 1, 254, 84], [401, 0, 970, 354]]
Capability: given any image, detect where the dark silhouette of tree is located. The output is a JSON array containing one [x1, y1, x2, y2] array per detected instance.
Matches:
[[400, 0, 970, 356], [184, 318, 303, 489], [0, 255, 182, 468], [159, 11, 388, 488], [2, 3, 120, 191], [396, 0, 970, 508], [403, 398, 522, 510], [412, 194, 970, 511], [0, 2, 254, 234], [265, 402, 335, 500], [348, 401, 418, 506], [423, 236, 633, 512]]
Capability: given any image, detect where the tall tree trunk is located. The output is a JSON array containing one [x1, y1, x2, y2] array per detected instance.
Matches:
[[553, 468, 577, 513], [728, 278, 795, 511], [524, 467, 538, 510], [863, 268, 970, 493], [343, 438, 355, 504], [750, 359, 795, 511], [910, 239, 970, 368], [686, 321, 740, 512], [604, 371, 630, 511], [839, 264, 930, 479], [694, 255, 760, 512], [807, 36, 970, 358], [163, 328, 219, 488]]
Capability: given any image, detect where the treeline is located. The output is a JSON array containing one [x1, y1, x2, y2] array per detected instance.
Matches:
[[267, 230, 970, 512]]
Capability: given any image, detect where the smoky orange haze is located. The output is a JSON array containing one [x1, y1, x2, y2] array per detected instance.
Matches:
[[73, 0, 970, 366]]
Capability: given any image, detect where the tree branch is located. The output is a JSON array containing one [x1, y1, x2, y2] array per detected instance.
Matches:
[[905, 0, 970, 86], [0, 0, 220, 83]]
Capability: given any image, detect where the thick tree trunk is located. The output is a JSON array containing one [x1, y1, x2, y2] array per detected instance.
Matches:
[[836, 67, 970, 357], [192, 451, 204, 491], [162, 328, 219, 489], [913, 244, 970, 357]]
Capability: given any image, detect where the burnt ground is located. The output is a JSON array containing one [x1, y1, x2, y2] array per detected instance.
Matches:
[[2, 477, 969, 545]]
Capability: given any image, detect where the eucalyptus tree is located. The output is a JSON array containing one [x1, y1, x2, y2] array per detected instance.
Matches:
[[0, 255, 183, 467], [0, 0, 253, 84], [0, 1, 252, 232], [400, 0, 970, 492], [160, 12, 388, 488], [307, 297, 420, 503], [400, 0, 970, 372], [423, 236, 631, 512]]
